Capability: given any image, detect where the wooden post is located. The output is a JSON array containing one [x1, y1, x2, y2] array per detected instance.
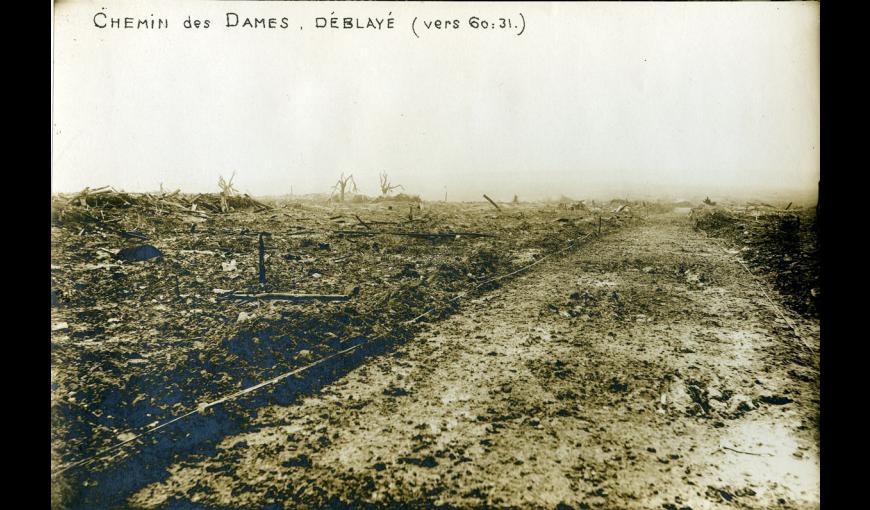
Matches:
[[483, 194, 501, 211], [258, 232, 267, 286], [598, 216, 602, 236]]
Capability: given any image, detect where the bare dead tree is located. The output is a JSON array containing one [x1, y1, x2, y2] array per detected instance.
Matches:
[[331, 173, 358, 202], [218, 171, 238, 212], [378, 172, 404, 196]]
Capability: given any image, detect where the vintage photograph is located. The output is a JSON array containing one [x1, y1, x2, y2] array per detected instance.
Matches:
[[51, 2, 820, 509]]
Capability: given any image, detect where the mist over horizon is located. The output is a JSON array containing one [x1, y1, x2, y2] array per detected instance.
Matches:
[[52, 1, 819, 206], [50, 171, 819, 206]]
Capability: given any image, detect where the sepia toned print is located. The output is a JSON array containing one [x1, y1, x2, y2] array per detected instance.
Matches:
[[51, 2, 819, 509]]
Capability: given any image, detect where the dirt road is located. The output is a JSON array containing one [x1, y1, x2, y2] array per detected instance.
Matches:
[[128, 213, 820, 509]]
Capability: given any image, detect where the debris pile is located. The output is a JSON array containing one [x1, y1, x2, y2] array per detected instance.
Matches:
[[52, 187, 272, 230]]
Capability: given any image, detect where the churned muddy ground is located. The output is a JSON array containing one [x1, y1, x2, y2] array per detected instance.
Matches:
[[127, 212, 819, 510]]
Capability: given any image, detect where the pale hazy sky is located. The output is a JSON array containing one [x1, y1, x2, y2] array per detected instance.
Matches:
[[52, 1, 819, 201]]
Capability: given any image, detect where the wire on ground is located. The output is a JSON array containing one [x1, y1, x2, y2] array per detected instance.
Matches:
[[51, 230, 597, 478], [701, 231, 815, 355]]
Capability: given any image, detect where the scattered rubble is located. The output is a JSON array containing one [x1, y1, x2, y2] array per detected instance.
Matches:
[[50, 190, 641, 497]]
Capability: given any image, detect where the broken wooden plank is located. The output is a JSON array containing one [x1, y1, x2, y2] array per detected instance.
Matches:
[[354, 214, 372, 230], [119, 230, 148, 241], [332, 230, 496, 239], [483, 194, 501, 211], [217, 288, 358, 302], [362, 219, 400, 225]]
